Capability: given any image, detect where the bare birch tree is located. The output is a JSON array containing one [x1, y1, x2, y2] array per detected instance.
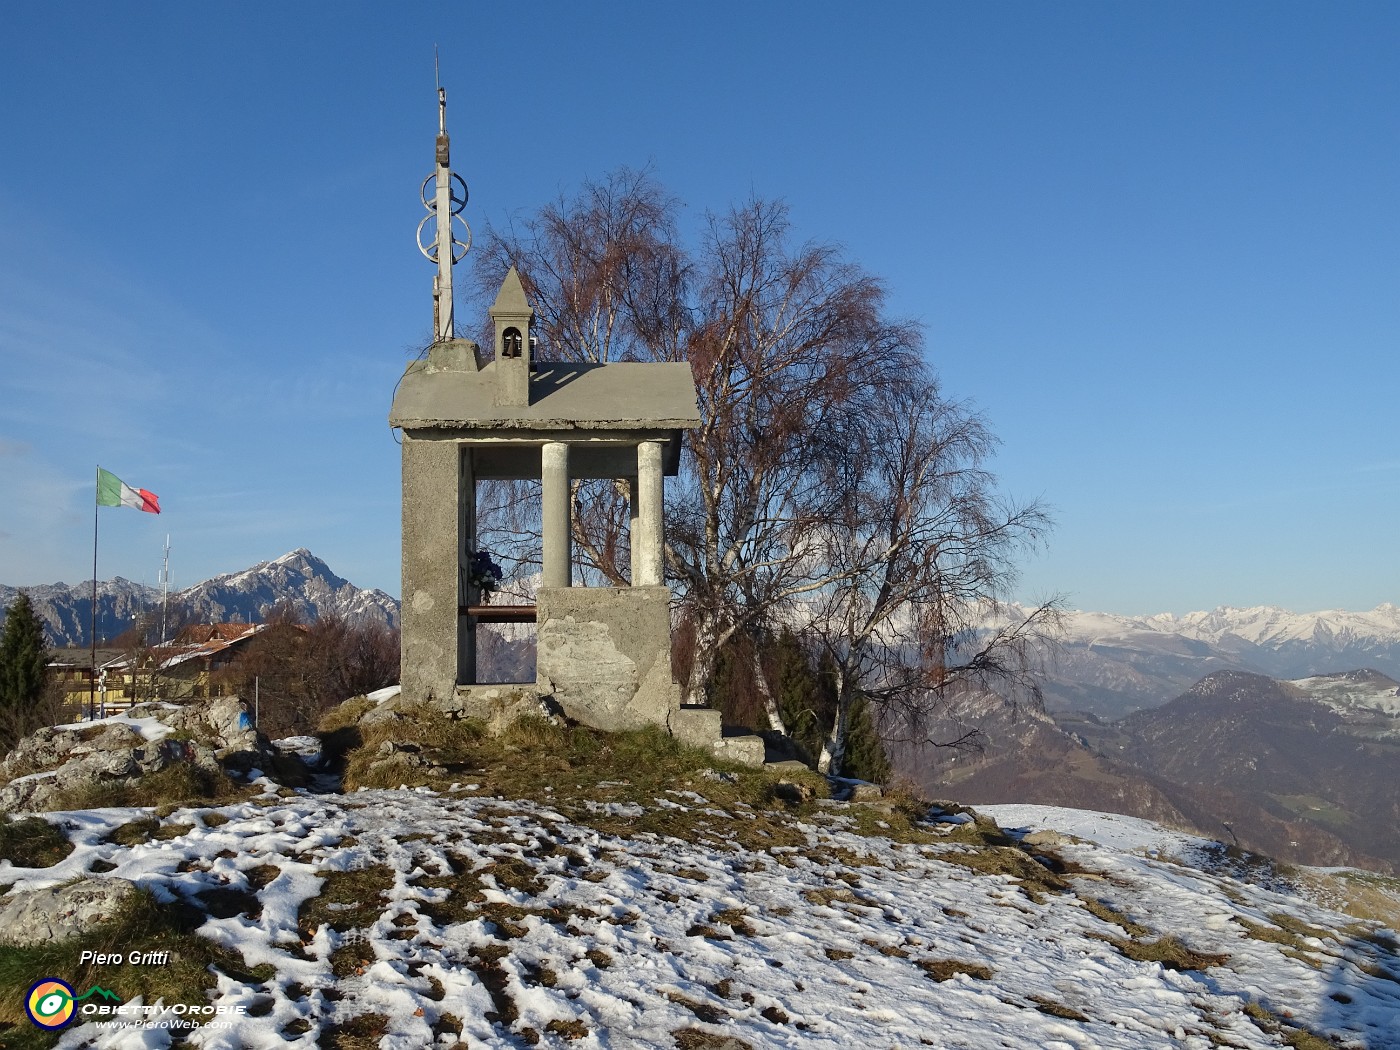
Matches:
[[797, 375, 1060, 775], [664, 198, 920, 729], [472, 169, 1056, 745]]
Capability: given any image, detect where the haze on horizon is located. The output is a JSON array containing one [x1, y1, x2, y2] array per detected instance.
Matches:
[[1, 2, 1396, 619]]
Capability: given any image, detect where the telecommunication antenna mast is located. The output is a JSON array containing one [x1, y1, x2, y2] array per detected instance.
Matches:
[[417, 63, 470, 342], [159, 534, 171, 645]]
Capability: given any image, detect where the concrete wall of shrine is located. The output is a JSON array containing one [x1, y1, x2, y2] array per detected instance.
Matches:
[[399, 434, 462, 704], [535, 584, 679, 732]]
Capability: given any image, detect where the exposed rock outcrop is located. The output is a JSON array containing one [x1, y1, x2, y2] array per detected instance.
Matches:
[[0, 696, 268, 813], [0, 878, 140, 944]]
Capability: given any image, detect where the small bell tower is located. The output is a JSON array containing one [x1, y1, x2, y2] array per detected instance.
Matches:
[[490, 266, 533, 407]]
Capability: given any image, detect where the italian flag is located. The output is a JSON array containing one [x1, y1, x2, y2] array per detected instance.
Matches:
[[97, 467, 161, 514]]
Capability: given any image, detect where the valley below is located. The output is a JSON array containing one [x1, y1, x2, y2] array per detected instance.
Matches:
[[908, 667, 1400, 875]]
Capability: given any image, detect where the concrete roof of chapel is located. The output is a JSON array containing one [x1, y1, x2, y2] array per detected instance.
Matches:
[[389, 355, 702, 432]]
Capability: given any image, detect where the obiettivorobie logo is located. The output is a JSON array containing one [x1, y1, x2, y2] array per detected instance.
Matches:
[[24, 978, 246, 1031], [24, 979, 120, 1029]]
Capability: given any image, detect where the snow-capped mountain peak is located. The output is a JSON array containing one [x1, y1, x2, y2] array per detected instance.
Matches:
[[177, 550, 397, 630]]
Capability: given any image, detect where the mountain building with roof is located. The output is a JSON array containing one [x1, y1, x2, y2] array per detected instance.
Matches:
[[50, 622, 268, 714]]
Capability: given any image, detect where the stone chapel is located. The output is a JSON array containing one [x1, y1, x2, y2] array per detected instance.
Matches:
[[387, 90, 764, 766]]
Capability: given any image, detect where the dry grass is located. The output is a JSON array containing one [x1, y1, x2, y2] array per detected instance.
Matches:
[[0, 816, 73, 868], [545, 1018, 589, 1040], [1079, 895, 1152, 938], [1107, 934, 1229, 972], [414, 849, 588, 938], [318, 695, 377, 733], [1301, 868, 1400, 929], [1266, 912, 1332, 943], [1243, 1001, 1335, 1050], [666, 991, 730, 1024], [485, 856, 545, 895], [323, 706, 1057, 914], [1029, 994, 1090, 1021], [863, 937, 910, 958], [710, 907, 757, 937], [916, 957, 994, 982], [801, 886, 864, 907], [153, 820, 195, 841], [466, 942, 522, 1029], [49, 762, 252, 812], [934, 844, 1070, 901], [417, 854, 489, 926], [318, 1013, 391, 1049], [1233, 914, 1328, 964], [329, 709, 837, 856], [672, 1029, 755, 1050], [104, 816, 160, 846], [298, 865, 396, 935]]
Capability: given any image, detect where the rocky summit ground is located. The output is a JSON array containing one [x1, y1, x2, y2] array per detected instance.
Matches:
[[1, 700, 1399, 1049]]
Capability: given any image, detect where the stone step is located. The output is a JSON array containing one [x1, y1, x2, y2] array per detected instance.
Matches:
[[712, 732, 766, 768], [669, 707, 767, 768], [669, 706, 722, 749]]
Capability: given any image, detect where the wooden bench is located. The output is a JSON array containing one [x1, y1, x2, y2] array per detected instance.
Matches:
[[459, 605, 537, 624]]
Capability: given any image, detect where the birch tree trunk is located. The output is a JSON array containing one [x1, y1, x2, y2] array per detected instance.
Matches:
[[749, 642, 787, 735], [817, 669, 853, 775]]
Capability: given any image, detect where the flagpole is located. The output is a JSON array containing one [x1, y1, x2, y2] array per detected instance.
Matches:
[[91, 465, 99, 721]]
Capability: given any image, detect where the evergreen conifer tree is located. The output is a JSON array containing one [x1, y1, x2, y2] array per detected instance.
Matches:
[[710, 627, 894, 781], [839, 695, 892, 784], [772, 631, 833, 765], [0, 591, 52, 748], [768, 631, 890, 781]]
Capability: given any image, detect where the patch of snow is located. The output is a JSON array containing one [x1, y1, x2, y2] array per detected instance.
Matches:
[[1292, 674, 1400, 717], [274, 735, 323, 762], [977, 803, 1213, 855], [54, 711, 176, 743], [4, 768, 60, 787]]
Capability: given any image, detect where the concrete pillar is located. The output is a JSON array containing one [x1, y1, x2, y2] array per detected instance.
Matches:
[[458, 448, 476, 685], [400, 435, 460, 702], [636, 440, 664, 586], [628, 477, 641, 584], [542, 441, 571, 588]]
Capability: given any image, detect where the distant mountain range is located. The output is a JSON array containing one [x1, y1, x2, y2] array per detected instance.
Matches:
[[0, 549, 400, 647], [9, 557, 1398, 873], [906, 667, 1400, 873], [1009, 602, 1400, 718]]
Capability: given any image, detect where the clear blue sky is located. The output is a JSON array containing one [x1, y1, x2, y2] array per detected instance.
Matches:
[[2, 2, 1396, 616]]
